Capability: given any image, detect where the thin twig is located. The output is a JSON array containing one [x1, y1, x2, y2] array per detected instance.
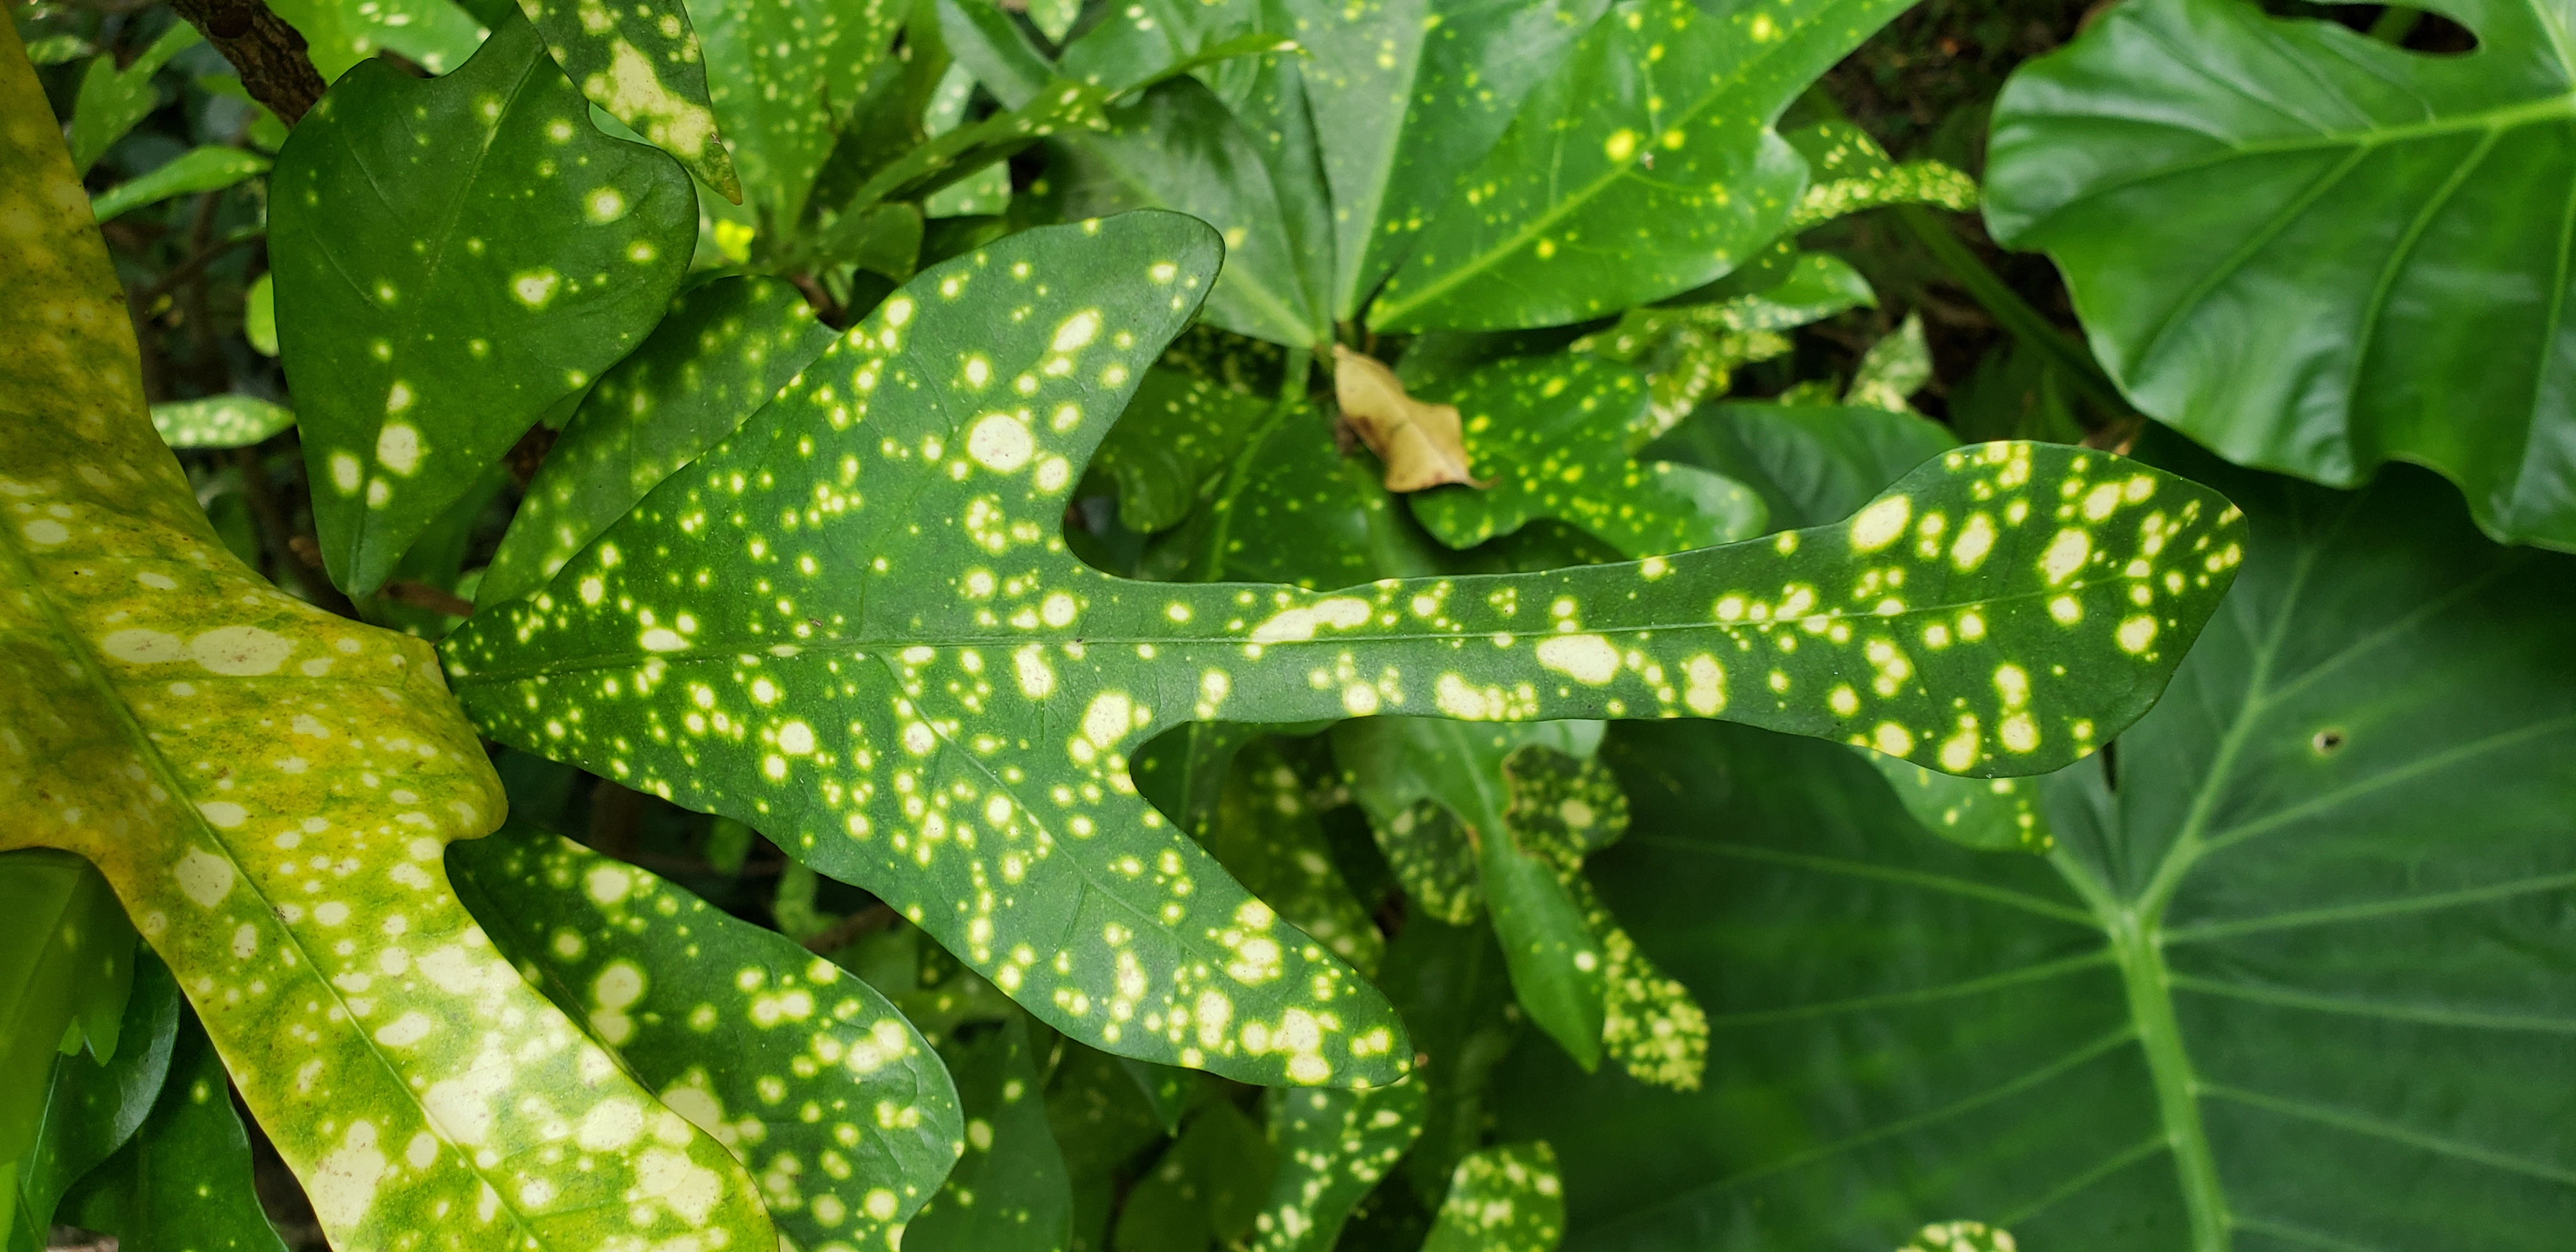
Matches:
[[165, 0, 325, 125]]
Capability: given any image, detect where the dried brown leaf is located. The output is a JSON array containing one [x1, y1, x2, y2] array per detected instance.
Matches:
[[1332, 344, 1491, 492]]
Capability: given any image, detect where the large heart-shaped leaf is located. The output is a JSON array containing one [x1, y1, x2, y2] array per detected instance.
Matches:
[[1986, 0, 2576, 550], [1498, 444, 2576, 1248], [0, 47, 774, 1248], [441, 210, 2246, 1092], [1365, 0, 1915, 332], [272, 11, 696, 595]]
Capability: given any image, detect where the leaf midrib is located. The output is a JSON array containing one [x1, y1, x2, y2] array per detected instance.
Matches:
[[0, 540, 554, 1246]]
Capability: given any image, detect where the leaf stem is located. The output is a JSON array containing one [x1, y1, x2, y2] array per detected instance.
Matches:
[[1893, 204, 2129, 415]]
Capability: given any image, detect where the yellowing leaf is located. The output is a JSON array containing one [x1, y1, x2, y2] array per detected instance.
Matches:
[[1331, 344, 1487, 492], [0, 34, 774, 1251]]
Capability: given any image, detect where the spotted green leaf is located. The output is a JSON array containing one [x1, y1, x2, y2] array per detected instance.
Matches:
[[443, 213, 2246, 1087], [1781, 120, 1977, 232], [1251, 1080, 1427, 1252], [272, 11, 695, 595], [450, 820, 965, 1251], [243, 274, 277, 358], [1049, 1041, 1182, 1251], [1422, 1142, 1564, 1252], [57, 1009, 290, 1252], [1284, 0, 1613, 321], [1404, 354, 1767, 560], [65, 24, 201, 174], [1208, 740, 1384, 976], [687, 0, 902, 227], [7, 956, 179, 1250], [1846, 314, 1933, 414], [923, 64, 1013, 217], [808, 75, 1114, 262], [1867, 754, 2050, 854], [517, 0, 739, 198], [1986, 0, 2576, 550], [2, 851, 141, 1229], [89, 146, 270, 222], [1056, 0, 1266, 109], [1567, 266, 1877, 437], [1649, 402, 1960, 532], [147, 395, 295, 450], [1367, 0, 1915, 331], [1900, 1222, 2019, 1252], [479, 275, 837, 608], [905, 1015, 1074, 1252], [268, 0, 484, 79], [0, 56, 774, 1248]]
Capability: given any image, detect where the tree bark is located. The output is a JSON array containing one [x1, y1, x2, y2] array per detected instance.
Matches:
[[164, 0, 325, 126]]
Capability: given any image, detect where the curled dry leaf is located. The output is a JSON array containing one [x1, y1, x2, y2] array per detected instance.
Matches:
[[1332, 344, 1490, 492]]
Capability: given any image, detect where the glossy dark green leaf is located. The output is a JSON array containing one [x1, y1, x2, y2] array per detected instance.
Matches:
[[1089, 370, 1273, 533], [6, 957, 179, 1250], [0, 851, 136, 1083], [1114, 1100, 1275, 1252], [1405, 354, 1766, 559], [1250, 1080, 1427, 1252], [450, 820, 965, 1251], [148, 395, 295, 451], [64, 24, 201, 174], [1282, 0, 1612, 319], [923, 65, 1015, 217], [480, 275, 838, 607], [1048, 1042, 1179, 1252], [444, 213, 2247, 1091], [1986, 0, 2576, 550], [906, 1016, 1075, 1252], [272, 11, 695, 595], [1420, 1142, 1564, 1252], [518, 0, 739, 197], [1367, 0, 1915, 332], [1376, 916, 1516, 1205], [1565, 263, 1874, 438], [1648, 402, 1959, 531], [687, 0, 902, 231], [1057, 0, 1266, 108], [58, 1010, 289, 1252], [1499, 449, 2576, 1248], [89, 146, 269, 222]]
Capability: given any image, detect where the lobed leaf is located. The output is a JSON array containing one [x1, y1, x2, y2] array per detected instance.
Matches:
[[451, 821, 966, 1251], [1087, 370, 1273, 534], [1421, 1141, 1565, 1252], [479, 275, 838, 607], [64, 24, 201, 174], [518, 0, 740, 197], [0, 49, 775, 1248], [1250, 1080, 1427, 1252], [1406, 353, 1767, 559], [1781, 120, 1977, 232], [1986, 0, 2576, 550], [271, 10, 695, 595], [1367, 0, 1917, 331], [148, 395, 296, 451], [443, 212, 2245, 1093]]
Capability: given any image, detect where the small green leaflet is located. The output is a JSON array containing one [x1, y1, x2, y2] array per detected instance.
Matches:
[[148, 395, 295, 450], [1250, 1080, 1426, 1252], [1564, 256, 1874, 435], [1367, 0, 1917, 331], [443, 212, 2247, 1089], [517, 0, 740, 198], [271, 10, 694, 595], [924, 64, 1014, 217], [1421, 1141, 1565, 1252], [479, 275, 838, 607], [0, 58, 773, 1249], [1404, 353, 1766, 559], [58, 1009, 290, 1252], [904, 1015, 1074, 1252], [450, 821, 965, 1252], [89, 147, 270, 222], [66, 23, 202, 174], [243, 274, 277, 357]]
